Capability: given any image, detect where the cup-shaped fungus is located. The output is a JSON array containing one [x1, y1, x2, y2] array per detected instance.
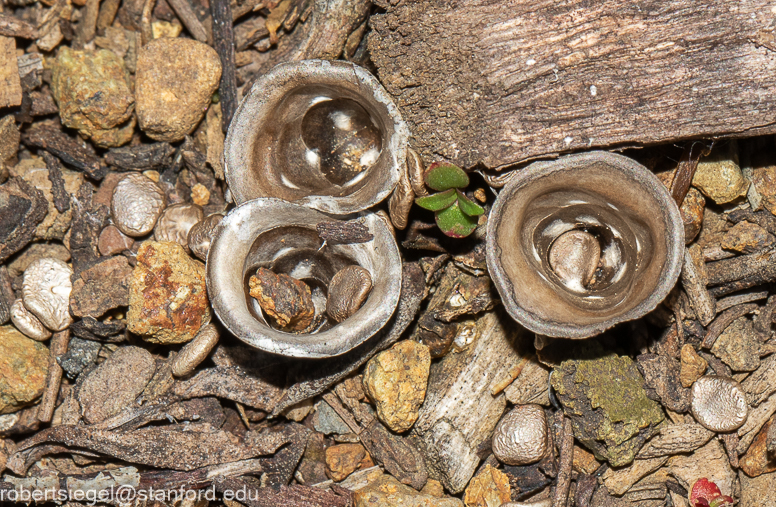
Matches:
[[486, 151, 684, 338], [224, 59, 409, 215], [206, 198, 402, 358]]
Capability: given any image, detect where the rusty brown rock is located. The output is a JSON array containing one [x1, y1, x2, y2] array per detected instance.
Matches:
[[325, 443, 369, 482], [136, 38, 222, 142], [363, 340, 431, 433], [721, 221, 775, 254], [50, 47, 135, 147], [248, 268, 315, 332], [462, 465, 512, 507], [70, 256, 133, 318], [77, 345, 156, 424], [0, 326, 49, 414], [98, 225, 134, 256], [128, 241, 210, 344], [680, 344, 708, 388]]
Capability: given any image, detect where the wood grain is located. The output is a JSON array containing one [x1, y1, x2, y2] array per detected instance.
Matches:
[[370, 0, 776, 169]]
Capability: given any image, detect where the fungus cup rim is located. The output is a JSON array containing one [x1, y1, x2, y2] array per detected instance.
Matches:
[[224, 59, 409, 215], [206, 198, 403, 358], [486, 150, 684, 338]]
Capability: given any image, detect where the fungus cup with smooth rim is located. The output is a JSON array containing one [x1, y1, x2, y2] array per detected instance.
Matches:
[[224, 59, 409, 215], [486, 151, 685, 338], [206, 198, 402, 358]]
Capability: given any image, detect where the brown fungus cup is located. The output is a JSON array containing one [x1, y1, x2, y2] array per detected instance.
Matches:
[[486, 151, 684, 338], [206, 198, 402, 358], [224, 59, 409, 215]]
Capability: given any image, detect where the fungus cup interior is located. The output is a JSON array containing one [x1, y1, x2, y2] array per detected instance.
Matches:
[[207, 198, 402, 358], [487, 151, 684, 338], [225, 60, 408, 215]]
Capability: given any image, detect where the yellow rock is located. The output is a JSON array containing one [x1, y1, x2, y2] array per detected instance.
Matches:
[[0, 326, 49, 414], [463, 465, 511, 507]]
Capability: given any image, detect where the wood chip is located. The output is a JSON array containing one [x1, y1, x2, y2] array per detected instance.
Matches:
[[0, 36, 22, 109], [701, 303, 758, 349], [681, 245, 715, 326], [636, 424, 714, 459], [602, 457, 669, 496]]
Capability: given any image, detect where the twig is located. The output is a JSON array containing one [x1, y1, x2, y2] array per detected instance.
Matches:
[[681, 245, 715, 326], [167, 0, 209, 43], [552, 414, 574, 507], [140, 0, 157, 46], [670, 141, 712, 207], [210, 0, 237, 131], [38, 330, 70, 423]]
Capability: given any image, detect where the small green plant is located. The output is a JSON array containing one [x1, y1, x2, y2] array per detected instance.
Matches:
[[414, 162, 484, 238], [690, 478, 733, 507]]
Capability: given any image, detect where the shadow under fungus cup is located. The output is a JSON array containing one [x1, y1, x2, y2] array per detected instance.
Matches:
[[486, 151, 684, 338], [206, 198, 402, 358], [224, 59, 409, 215]]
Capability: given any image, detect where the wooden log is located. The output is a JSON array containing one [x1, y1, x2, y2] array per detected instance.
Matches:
[[410, 309, 530, 494], [369, 0, 776, 170]]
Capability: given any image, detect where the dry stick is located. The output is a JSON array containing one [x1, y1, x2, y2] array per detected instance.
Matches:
[[166, 0, 208, 43], [701, 303, 759, 349], [38, 330, 71, 423], [754, 294, 776, 341], [552, 415, 574, 507], [706, 249, 776, 287], [96, 0, 120, 30], [139, 0, 156, 46], [670, 141, 711, 206], [681, 245, 715, 326], [73, 0, 100, 48], [721, 433, 739, 468], [716, 290, 769, 314], [211, 0, 237, 131]]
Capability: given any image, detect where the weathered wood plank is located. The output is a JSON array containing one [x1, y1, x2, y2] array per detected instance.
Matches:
[[369, 0, 776, 170]]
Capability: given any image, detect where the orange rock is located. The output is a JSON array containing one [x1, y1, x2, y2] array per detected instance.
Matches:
[[462, 465, 511, 507], [325, 443, 368, 482]]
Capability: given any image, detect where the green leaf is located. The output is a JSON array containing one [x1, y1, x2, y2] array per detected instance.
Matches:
[[424, 162, 470, 191], [456, 190, 485, 217], [435, 202, 479, 238], [415, 189, 457, 211]]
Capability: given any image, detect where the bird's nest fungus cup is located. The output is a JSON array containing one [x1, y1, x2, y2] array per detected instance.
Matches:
[[486, 151, 684, 338], [207, 199, 402, 358], [224, 59, 409, 214]]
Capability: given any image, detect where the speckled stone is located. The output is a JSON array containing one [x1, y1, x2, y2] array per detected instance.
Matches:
[[692, 149, 749, 204], [0, 326, 49, 414], [721, 221, 775, 254], [127, 241, 210, 344], [51, 47, 135, 147], [751, 165, 776, 216], [363, 340, 431, 433], [136, 38, 221, 142]]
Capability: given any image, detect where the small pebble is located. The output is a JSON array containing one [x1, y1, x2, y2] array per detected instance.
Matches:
[[711, 316, 760, 372], [127, 241, 210, 344], [362, 340, 431, 433], [154, 202, 204, 251], [111, 173, 167, 237], [690, 375, 748, 432], [190, 183, 210, 206], [10, 298, 51, 341], [136, 38, 222, 142], [98, 225, 135, 256], [721, 221, 775, 254], [492, 404, 549, 465], [548, 229, 601, 292], [50, 47, 135, 147], [0, 325, 49, 414], [187, 213, 223, 262], [680, 344, 708, 388], [248, 268, 315, 332], [326, 265, 373, 323], [22, 257, 73, 332], [692, 149, 749, 204], [325, 443, 369, 482], [171, 323, 219, 377]]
